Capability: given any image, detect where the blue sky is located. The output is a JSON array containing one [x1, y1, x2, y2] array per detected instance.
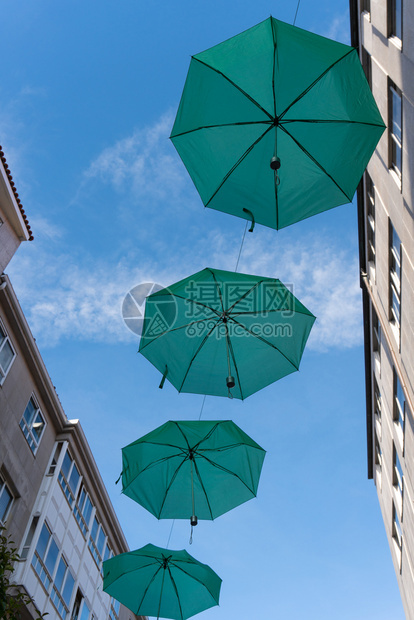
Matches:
[[1, 0, 406, 618]]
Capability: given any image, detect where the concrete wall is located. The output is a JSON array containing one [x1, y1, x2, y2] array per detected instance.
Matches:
[[357, 0, 414, 614]]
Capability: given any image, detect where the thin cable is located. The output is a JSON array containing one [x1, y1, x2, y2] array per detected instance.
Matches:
[[166, 520, 175, 549], [235, 221, 248, 272], [293, 0, 301, 25], [198, 394, 207, 420]]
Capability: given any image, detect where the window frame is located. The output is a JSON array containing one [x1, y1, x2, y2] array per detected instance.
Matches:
[[388, 0, 402, 41], [74, 486, 93, 538], [88, 515, 107, 568], [393, 368, 405, 448], [0, 319, 16, 385], [0, 473, 14, 524], [392, 501, 403, 571], [389, 222, 402, 342], [19, 395, 46, 455], [58, 450, 81, 507], [388, 81, 402, 182]]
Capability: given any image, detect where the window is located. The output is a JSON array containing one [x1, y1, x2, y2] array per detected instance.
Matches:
[[58, 451, 81, 506], [393, 501, 403, 567], [0, 474, 13, 523], [71, 590, 91, 620], [51, 555, 75, 619], [372, 307, 381, 360], [375, 433, 382, 469], [366, 174, 375, 270], [389, 82, 402, 179], [48, 442, 64, 476], [88, 516, 106, 567], [74, 486, 93, 537], [109, 598, 121, 620], [373, 374, 381, 425], [389, 223, 401, 332], [389, 0, 402, 39], [394, 369, 405, 438], [21, 516, 39, 560], [32, 523, 59, 591], [393, 444, 404, 512], [20, 396, 46, 454], [374, 432, 382, 489], [0, 321, 15, 384], [361, 0, 370, 13], [361, 47, 372, 88]]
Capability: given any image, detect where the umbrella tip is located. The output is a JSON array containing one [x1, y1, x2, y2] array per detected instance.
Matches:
[[270, 156, 281, 170]]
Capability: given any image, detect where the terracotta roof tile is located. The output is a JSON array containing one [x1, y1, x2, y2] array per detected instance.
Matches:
[[0, 144, 33, 241]]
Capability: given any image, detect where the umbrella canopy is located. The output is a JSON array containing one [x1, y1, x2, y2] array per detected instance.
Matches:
[[139, 267, 315, 399], [170, 17, 385, 230], [103, 544, 222, 620], [121, 420, 266, 522]]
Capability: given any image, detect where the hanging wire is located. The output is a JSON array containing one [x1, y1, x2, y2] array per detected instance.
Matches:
[[198, 394, 207, 420], [293, 0, 301, 25], [166, 519, 175, 549], [235, 220, 249, 272]]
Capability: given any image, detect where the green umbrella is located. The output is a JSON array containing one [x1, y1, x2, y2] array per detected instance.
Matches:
[[103, 544, 222, 620], [139, 267, 315, 399], [170, 17, 385, 230], [121, 420, 266, 525]]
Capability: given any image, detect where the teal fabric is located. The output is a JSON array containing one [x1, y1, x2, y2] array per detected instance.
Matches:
[[121, 420, 266, 520], [103, 544, 222, 620], [139, 267, 316, 399], [171, 17, 385, 230]]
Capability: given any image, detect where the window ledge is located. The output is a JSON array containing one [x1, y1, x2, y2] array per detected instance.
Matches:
[[389, 167, 402, 191], [362, 10, 371, 22], [389, 35, 402, 51]]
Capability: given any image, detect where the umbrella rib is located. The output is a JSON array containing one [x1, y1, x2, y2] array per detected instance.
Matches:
[[178, 319, 221, 393], [278, 48, 355, 121], [225, 325, 244, 399], [170, 561, 220, 602], [210, 270, 225, 314], [157, 458, 192, 519], [134, 562, 164, 615], [196, 453, 257, 494], [192, 457, 215, 519], [171, 119, 273, 139], [166, 566, 185, 620], [229, 316, 300, 370], [140, 316, 220, 351], [281, 118, 386, 127], [226, 281, 262, 314], [168, 293, 222, 317], [278, 123, 353, 202], [205, 124, 275, 207], [194, 422, 221, 450], [192, 57, 274, 121]]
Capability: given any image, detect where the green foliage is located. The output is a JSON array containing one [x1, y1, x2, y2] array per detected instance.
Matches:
[[0, 526, 47, 620]]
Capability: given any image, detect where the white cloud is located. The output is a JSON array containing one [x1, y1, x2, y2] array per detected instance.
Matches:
[[82, 111, 187, 207], [8, 228, 362, 352], [321, 13, 350, 45]]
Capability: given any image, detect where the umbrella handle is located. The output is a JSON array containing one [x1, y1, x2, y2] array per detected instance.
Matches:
[[242, 208, 255, 233]]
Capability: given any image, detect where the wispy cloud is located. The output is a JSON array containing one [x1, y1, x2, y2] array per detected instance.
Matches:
[[8, 228, 362, 352], [321, 13, 350, 45], [81, 111, 188, 208]]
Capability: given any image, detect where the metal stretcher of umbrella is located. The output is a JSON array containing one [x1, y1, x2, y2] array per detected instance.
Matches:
[[121, 420, 266, 527], [170, 16, 385, 231], [138, 267, 315, 399], [103, 544, 222, 620]]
